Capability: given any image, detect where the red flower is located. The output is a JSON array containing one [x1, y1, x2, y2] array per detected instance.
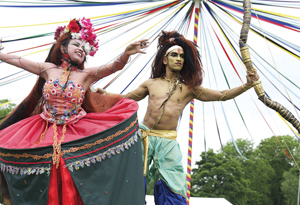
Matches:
[[68, 20, 80, 33]]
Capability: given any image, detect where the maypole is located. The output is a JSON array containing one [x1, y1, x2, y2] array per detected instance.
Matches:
[[186, 0, 201, 204]]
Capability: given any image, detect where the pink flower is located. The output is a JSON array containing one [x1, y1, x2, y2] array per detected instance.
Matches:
[[94, 40, 99, 48], [80, 17, 92, 29], [80, 29, 86, 41], [54, 26, 66, 40], [89, 50, 96, 56]]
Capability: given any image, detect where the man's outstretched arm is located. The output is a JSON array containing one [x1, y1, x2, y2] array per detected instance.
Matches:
[[95, 79, 150, 101], [124, 80, 150, 101], [193, 72, 259, 102]]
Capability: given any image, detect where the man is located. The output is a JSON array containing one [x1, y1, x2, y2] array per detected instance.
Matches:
[[98, 31, 259, 204]]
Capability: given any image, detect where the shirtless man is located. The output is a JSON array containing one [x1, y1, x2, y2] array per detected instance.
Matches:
[[99, 31, 259, 205]]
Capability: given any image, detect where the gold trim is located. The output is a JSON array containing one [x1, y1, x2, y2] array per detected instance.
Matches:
[[193, 89, 204, 99], [128, 92, 142, 99], [204, 88, 210, 101], [219, 89, 233, 101], [0, 117, 138, 160], [61, 117, 138, 155], [34, 120, 48, 145], [0, 152, 52, 160]]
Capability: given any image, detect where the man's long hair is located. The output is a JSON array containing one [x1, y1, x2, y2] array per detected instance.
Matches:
[[151, 31, 204, 89]]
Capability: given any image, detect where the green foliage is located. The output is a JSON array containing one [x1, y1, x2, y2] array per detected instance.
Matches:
[[257, 136, 299, 205], [191, 149, 250, 204], [281, 170, 299, 205], [191, 136, 299, 205], [221, 138, 255, 159], [0, 99, 16, 203], [281, 146, 300, 205], [0, 99, 16, 123], [222, 139, 275, 204]]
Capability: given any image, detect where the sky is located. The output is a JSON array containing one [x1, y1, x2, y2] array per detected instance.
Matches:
[[0, 0, 300, 170]]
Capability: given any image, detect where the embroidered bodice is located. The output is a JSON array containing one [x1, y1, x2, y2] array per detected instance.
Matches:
[[38, 52, 127, 125], [40, 78, 87, 124]]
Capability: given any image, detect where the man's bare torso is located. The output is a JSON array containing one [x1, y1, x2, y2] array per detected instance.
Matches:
[[142, 78, 194, 130]]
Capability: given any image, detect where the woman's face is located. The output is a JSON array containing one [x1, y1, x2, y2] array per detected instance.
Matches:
[[67, 39, 86, 64]]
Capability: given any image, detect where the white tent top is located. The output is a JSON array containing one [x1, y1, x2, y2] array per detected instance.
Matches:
[[146, 195, 233, 205]]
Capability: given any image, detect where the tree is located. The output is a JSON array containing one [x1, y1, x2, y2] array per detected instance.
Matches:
[[281, 170, 299, 205], [257, 135, 299, 205], [222, 138, 255, 160], [281, 146, 300, 205], [0, 99, 16, 123], [222, 139, 275, 205], [0, 99, 16, 203], [191, 149, 250, 205]]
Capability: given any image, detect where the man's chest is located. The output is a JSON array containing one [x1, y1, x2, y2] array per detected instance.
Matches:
[[147, 82, 191, 104]]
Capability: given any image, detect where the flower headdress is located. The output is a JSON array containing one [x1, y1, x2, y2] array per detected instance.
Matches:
[[54, 17, 99, 56]]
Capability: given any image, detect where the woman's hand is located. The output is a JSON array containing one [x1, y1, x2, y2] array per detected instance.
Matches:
[[124, 39, 149, 56]]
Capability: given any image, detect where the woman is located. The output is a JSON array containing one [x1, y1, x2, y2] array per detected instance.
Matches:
[[0, 18, 148, 205]]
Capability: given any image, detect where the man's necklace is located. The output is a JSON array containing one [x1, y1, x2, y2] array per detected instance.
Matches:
[[159, 74, 182, 110], [163, 75, 182, 94]]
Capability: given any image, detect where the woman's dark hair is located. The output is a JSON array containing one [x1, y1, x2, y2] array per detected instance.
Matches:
[[151, 30, 204, 89]]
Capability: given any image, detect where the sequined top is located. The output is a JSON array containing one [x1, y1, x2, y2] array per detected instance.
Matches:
[[40, 79, 87, 124]]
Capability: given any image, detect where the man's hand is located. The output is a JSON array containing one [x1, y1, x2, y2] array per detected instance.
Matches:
[[124, 39, 149, 56], [246, 71, 259, 86], [95, 87, 106, 95]]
